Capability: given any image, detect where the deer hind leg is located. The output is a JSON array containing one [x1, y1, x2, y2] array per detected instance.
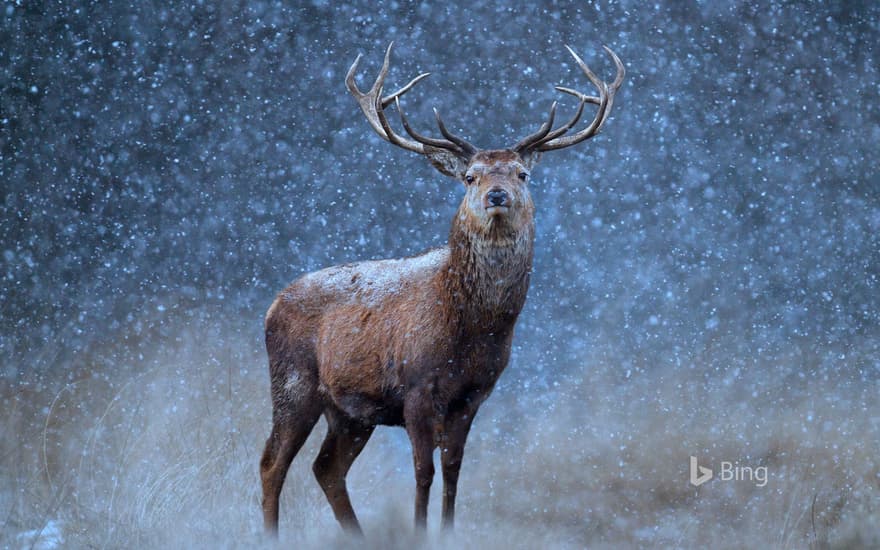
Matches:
[[260, 367, 322, 535], [312, 408, 374, 534]]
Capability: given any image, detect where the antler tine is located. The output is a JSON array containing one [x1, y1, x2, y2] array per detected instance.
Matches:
[[545, 84, 613, 144], [345, 43, 427, 154], [382, 72, 431, 108], [511, 101, 558, 154], [604, 45, 626, 91], [554, 86, 601, 105], [433, 108, 477, 156], [593, 45, 625, 130], [345, 43, 390, 100], [396, 97, 463, 150], [539, 96, 587, 144], [345, 53, 365, 94]]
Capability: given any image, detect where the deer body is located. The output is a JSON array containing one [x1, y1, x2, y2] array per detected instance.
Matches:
[[260, 44, 623, 536], [268, 200, 533, 425]]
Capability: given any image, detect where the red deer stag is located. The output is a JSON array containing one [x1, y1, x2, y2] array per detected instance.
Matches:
[[261, 43, 624, 535]]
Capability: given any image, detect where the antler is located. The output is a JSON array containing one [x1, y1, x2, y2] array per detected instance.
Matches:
[[512, 45, 625, 154], [346, 43, 476, 158]]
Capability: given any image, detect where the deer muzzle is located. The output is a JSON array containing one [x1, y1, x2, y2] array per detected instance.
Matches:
[[484, 188, 511, 214]]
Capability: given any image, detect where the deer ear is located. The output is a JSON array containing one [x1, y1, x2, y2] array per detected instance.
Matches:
[[423, 146, 470, 180]]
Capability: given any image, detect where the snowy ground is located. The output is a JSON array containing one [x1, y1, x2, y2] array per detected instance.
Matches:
[[2, 316, 879, 548]]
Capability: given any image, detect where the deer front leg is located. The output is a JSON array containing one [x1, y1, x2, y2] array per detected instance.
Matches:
[[440, 407, 476, 529], [405, 395, 437, 530]]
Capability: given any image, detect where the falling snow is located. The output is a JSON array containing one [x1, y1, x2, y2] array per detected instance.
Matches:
[[1, 2, 879, 548]]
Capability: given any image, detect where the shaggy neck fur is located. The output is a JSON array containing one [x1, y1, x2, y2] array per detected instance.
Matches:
[[439, 205, 535, 331]]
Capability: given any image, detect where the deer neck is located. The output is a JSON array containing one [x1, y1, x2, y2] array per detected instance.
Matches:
[[439, 212, 535, 330]]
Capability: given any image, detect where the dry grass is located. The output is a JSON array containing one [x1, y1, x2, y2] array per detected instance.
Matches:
[[2, 316, 879, 549]]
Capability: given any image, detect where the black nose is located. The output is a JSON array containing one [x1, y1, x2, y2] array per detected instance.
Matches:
[[487, 189, 509, 207]]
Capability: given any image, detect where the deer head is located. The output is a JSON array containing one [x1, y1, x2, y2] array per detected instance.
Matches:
[[345, 43, 625, 240]]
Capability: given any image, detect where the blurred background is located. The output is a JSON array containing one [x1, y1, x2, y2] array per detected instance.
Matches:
[[2, 1, 878, 548]]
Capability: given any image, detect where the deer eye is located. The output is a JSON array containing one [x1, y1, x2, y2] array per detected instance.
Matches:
[[465, 174, 475, 184], [518, 172, 529, 181]]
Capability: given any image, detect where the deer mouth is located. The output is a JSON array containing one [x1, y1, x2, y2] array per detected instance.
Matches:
[[485, 205, 510, 216]]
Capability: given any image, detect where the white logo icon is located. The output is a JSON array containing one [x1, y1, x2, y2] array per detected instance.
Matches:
[[689, 456, 713, 486]]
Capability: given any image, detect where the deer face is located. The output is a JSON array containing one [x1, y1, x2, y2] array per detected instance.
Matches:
[[457, 150, 535, 238]]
